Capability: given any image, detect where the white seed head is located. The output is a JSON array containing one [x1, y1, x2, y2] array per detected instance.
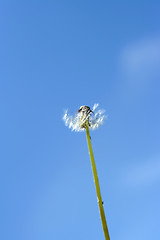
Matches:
[[63, 103, 106, 132]]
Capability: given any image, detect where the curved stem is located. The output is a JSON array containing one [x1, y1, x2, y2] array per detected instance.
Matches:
[[86, 126, 110, 240]]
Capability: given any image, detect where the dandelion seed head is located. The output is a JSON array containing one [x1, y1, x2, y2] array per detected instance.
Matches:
[[63, 104, 106, 132]]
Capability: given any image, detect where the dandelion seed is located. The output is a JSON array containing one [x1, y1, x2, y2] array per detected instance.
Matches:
[[63, 103, 106, 132]]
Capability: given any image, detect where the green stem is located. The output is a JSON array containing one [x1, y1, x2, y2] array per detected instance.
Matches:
[[86, 125, 110, 240]]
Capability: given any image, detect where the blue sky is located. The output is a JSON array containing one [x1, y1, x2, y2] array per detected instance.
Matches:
[[0, 1, 160, 239]]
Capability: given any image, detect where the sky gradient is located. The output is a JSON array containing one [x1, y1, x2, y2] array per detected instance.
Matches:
[[1, 1, 160, 240]]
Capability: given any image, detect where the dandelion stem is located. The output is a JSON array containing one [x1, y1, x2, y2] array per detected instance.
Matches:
[[85, 125, 110, 240]]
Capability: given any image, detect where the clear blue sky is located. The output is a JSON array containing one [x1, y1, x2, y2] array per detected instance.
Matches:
[[0, 1, 160, 239]]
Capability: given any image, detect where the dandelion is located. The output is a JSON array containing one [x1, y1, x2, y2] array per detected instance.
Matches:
[[63, 104, 110, 240], [63, 103, 106, 132]]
